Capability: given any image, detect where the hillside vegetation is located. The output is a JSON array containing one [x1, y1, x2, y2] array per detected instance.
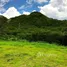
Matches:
[[0, 12, 67, 45]]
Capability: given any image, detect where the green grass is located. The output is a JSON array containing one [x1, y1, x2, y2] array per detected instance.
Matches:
[[0, 40, 67, 67]]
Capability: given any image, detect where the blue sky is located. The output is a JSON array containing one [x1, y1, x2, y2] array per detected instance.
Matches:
[[4, 0, 49, 13]]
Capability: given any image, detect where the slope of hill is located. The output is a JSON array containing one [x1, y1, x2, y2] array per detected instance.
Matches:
[[0, 12, 67, 45], [0, 16, 8, 37]]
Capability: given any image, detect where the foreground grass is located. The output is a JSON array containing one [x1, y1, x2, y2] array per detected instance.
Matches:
[[0, 41, 67, 67]]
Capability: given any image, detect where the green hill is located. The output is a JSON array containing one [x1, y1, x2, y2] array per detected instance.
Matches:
[[0, 12, 67, 45]]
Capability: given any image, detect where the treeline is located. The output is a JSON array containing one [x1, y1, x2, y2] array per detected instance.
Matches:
[[0, 12, 67, 45]]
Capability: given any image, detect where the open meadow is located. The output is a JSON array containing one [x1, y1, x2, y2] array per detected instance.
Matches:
[[0, 40, 67, 67]]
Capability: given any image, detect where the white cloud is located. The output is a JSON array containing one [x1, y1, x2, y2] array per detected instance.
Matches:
[[3, 7, 21, 19], [19, 0, 48, 10], [26, 0, 48, 4], [19, 5, 25, 9], [34, 0, 48, 4], [0, 0, 9, 7], [39, 0, 67, 20], [0, 0, 10, 12], [23, 10, 37, 15], [26, 0, 33, 4], [23, 11, 30, 15], [0, 7, 6, 12], [19, 0, 33, 10], [32, 10, 36, 12]]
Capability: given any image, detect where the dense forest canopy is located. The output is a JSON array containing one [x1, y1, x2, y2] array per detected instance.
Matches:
[[0, 12, 67, 45]]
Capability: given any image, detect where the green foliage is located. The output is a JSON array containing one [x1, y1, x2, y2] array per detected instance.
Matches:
[[0, 12, 67, 45]]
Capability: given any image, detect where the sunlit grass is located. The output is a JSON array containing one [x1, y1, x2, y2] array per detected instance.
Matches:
[[0, 40, 67, 67]]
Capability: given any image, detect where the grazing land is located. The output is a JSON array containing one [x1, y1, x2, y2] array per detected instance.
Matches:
[[0, 40, 67, 67]]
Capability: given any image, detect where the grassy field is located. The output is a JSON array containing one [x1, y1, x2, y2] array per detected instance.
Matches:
[[0, 40, 67, 67]]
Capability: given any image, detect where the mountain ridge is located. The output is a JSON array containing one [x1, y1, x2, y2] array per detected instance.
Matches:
[[0, 12, 67, 45]]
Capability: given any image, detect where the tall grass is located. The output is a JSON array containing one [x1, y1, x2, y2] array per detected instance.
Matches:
[[0, 40, 67, 67]]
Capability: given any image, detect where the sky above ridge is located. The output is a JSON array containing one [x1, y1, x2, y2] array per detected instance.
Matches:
[[1, 0, 49, 13], [0, 0, 67, 20]]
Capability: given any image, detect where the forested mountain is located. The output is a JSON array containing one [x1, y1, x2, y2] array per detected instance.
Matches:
[[0, 12, 67, 45]]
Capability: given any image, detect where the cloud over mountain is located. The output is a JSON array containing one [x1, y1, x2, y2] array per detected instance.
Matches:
[[39, 0, 67, 20], [3, 7, 21, 19], [23, 11, 30, 15]]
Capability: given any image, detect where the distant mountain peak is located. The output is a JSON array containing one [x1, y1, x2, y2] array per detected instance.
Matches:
[[30, 11, 43, 14], [30, 11, 45, 16], [3, 7, 21, 19]]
